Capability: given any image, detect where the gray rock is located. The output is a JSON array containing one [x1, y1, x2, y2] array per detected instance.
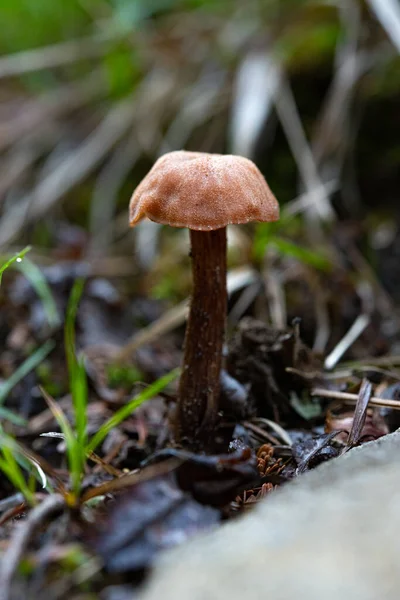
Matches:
[[140, 432, 400, 600]]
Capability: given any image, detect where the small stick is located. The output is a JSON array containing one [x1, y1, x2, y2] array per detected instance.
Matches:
[[249, 417, 293, 447], [242, 421, 282, 447], [311, 387, 400, 410], [341, 355, 400, 367]]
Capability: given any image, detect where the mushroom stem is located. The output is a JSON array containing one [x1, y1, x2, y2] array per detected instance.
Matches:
[[175, 227, 227, 448]]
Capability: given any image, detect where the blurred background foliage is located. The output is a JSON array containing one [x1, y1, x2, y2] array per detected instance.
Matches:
[[0, 0, 399, 306]]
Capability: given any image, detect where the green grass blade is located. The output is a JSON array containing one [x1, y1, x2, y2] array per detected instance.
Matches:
[[0, 406, 27, 427], [271, 237, 332, 271], [0, 436, 37, 506], [65, 278, 88, 452], [40, 386, 82, 499], [86, 367, 180, 454], [0, 456, 36, 506], [0, 339, 55, 405], [0, 246, 31, 286], [17, 258, 60, 327]]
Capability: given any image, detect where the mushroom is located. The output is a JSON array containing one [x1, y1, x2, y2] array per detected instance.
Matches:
[[129, 150, 279, 449]]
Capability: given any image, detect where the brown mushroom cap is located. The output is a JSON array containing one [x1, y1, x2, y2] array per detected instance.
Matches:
[[129, 150, 279, 231]]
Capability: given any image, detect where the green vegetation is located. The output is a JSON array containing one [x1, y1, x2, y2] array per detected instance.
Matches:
[[0, 247, 31, 286], [86, 367, 179, 454], [0, 433, 38, 506], [106, 363, 143, 389], [0, 340, 55, 424], [16, 258, 60, 328], [0, 252, 179, 506], [253, 221, 332, 271], [0, 247, 56, 426]]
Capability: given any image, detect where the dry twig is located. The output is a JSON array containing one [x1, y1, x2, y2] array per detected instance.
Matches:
[[311, 387, 400, 410]]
